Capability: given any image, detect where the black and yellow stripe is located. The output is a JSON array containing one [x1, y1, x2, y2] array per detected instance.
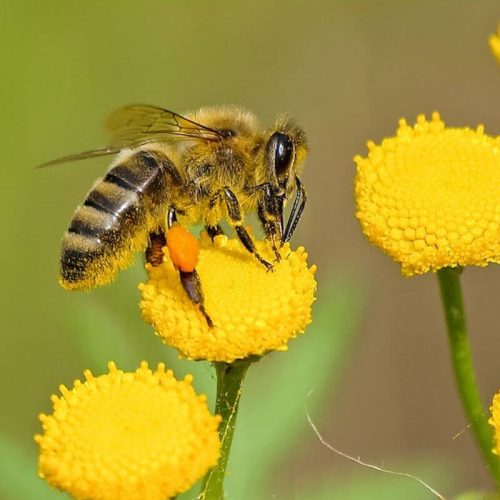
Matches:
[[60, 150, 181, 289]]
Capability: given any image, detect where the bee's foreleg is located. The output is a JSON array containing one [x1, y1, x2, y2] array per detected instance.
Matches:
[[257, 205, 282, 262], [252, 183, 284, 261], [179, 269, 213, 327], [214, 187, 273, 271]]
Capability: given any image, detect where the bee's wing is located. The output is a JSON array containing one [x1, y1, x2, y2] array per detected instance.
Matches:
[[37, 146, 121, 168], [106, 104, 223, 148], [38, 104, 223, 168]]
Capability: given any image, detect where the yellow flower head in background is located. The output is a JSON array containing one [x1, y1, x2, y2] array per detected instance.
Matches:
[[35, 362, 221, 500], [489, 24, 500, 64], [355, 113, 500, 276], [140, 233, 317, 363], [490, 389, 500, 455]]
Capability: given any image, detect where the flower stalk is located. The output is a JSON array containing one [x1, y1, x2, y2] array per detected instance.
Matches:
[[201, 359, 254, 500], [437, 267, 500, 489]]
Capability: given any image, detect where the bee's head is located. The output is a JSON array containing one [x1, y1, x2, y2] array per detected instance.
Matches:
[[265, 115, 307, 195]]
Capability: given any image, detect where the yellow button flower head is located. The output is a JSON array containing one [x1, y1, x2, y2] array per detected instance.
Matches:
[[355, 113, 500, 276], [490, 389, 500, 455], [35, 362, 221, 500], [140, 233, 317, 362], [489, 24, 500, 64]]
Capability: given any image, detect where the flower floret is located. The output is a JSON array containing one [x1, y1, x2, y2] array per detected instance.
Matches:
[[489, 24, 500, 64], [490, 390, 500, 455]]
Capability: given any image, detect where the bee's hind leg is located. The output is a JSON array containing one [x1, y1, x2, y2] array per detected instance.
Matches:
[[165, 206, 213, 327], [179, 269, 213, 328]]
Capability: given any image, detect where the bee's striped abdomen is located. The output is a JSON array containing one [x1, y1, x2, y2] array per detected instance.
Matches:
[[60, 150, 180, 290]]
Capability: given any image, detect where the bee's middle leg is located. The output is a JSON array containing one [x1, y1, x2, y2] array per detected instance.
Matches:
[[146, 230, 167, 267], [205, 224, 224, 240], [213, 187, 273, 270]]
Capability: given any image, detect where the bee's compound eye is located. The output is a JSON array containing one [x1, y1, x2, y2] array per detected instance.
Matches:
[[270, 132, 294, 176]]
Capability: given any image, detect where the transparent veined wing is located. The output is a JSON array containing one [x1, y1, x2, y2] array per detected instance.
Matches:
[[105, 104, 223, 148], [38, 104, 223, 167]]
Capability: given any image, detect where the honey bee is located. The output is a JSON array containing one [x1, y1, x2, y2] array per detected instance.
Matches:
[[42, 105, 307, 323]]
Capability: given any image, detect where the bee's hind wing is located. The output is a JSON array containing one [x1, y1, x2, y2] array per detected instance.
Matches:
[[37, 146, 120, 168]]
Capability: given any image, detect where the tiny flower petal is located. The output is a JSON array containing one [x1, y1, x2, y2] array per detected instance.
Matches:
[[490, 390, 500, 455], [355, 113, 500, 276], [140, 233, 317, 362], [35, 362, 221, 500], [489, 25, 500, 65]]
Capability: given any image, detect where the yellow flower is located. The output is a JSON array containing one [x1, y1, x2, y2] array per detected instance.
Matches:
[[140, 233, 317, 362], [354, 112, 500, 276], [35, 361, 221, 500], [489, 25, 500, 64], [490, 390, 500, 455]]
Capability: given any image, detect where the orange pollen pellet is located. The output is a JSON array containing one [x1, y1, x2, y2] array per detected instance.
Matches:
[[166, 226, 200, 272]]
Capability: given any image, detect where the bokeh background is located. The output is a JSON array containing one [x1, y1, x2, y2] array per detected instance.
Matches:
[[1, 1, 500, 498]]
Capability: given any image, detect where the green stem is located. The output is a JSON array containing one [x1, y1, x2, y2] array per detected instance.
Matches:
[[437, 267, 500, 489], [200, 359, 253, 500]]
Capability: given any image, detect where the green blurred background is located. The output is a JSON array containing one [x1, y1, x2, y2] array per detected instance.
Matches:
[[1, 1, 500, 498]]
